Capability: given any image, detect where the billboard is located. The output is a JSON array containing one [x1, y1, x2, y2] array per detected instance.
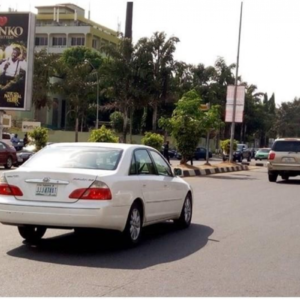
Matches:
[[22, 121, 41, 132], [0, 13, 35, 111]]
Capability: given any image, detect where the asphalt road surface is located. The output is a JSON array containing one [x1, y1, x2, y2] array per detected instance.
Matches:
[[0, 166, 300, 296]]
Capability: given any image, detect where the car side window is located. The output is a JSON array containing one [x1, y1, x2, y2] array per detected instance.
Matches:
[[150, 150, 173, 177], [0, 142, 5, 150], [134, 149, 156, 175]]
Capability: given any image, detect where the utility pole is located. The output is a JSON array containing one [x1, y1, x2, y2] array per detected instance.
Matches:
[[229, 2, 243, 162], [125, 2, 133, 143]]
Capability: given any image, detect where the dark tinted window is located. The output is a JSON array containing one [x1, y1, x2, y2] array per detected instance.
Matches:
[[272, 141, 300, 152]]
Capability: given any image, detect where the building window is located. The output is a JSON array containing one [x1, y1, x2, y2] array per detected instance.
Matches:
[[92, 39, 97, 49], [52, 37, 66, 46], [35, 36, 48, 46], [71, 37, 85, 46]]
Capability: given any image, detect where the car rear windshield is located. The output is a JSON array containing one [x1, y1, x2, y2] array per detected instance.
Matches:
[[24, 146, 123, 170], [259, 149, 270, 153], [272, 141, 300, 152]]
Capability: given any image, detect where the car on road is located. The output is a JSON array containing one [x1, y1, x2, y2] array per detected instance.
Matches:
[[222, 144, 252, 162], [0, 143, 193, 245], [0, 141, 18, 169], [176, 147, 212, 160], [268, 138, 300, 182], [254, 148, 271, 160]]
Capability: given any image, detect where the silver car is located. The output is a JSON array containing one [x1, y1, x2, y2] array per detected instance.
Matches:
[[267, 138, 300, 182]]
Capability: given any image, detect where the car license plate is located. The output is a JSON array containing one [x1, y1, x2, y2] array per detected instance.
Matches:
[[282, 157, 296, 163], [36, 184, 58, 196]]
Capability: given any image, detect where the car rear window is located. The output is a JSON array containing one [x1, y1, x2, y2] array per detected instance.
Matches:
[[272, 141, 300, 152], [24, 146, 123, 170]]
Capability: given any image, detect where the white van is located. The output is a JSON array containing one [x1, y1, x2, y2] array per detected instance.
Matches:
[[1, 133, 13, 147]]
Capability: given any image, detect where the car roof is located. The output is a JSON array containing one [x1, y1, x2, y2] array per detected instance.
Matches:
[[275, 138, 300, 141], [46, 142, 154, 151]]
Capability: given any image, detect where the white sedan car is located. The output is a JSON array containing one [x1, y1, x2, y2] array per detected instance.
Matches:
[[0, 143, 193, 245]]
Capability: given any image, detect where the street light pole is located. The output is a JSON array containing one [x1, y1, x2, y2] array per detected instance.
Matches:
[[229, 2, 243, 162], [85, 59, 99, 129]]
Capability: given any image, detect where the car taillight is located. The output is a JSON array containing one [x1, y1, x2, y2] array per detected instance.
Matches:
[[69, 181, 112, 200], [268, 152, 275, 160]]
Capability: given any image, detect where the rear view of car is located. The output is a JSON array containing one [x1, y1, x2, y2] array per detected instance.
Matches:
[[255, 148, 271, 160], [267, 138, 300, 182]]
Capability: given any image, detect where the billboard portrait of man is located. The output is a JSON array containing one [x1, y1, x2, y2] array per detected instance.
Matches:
[[0, 13, 35, 110], [0, 46, 27, 93]]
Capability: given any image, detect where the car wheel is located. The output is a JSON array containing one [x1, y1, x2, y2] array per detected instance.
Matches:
[[247, 155, 251, 162], [124, 202, 143, 245], [238, 156, 242, 163], [175, 193, 193, 229], [5, 157, 13, 169], [268, 173, 278, 182], [282, 175, 289, 181], [18, 225, 47, 242]]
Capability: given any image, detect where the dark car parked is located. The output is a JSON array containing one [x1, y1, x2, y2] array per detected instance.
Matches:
[[223, 144, 251, 162], [176, 147, 212, 160], [0, 141, 18, 169]]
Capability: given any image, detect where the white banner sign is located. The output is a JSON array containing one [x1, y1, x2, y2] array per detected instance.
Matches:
[[22, 121, 41, 132], [226, 85, 245, 106], [225, 104, 244, 123]]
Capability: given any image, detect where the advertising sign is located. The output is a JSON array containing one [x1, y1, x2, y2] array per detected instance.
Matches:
[[226, 85, 245, 106], [22, 121, 41, 132], [2, 114, 11, 128], [0, 13, 35, 110], [225, 104, 244, 123]]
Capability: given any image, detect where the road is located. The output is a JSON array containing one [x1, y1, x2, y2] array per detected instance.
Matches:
[[0, 166, 300, 296]]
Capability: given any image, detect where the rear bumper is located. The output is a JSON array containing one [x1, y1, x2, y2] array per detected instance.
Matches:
[[0, 199, 130, 232]]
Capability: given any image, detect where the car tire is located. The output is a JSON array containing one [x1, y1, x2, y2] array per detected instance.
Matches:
[[18, 225, 47, 242], [175, 193, 193, 229], [238, 156, 242, 163], [247, 155, 251, 162], [5, 157, 13, 169], [268, 173, 278, 182], [123, 202, 143, 246]]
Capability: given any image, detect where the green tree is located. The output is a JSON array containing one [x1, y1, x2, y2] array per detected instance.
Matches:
[[200, 105, 224, 165], [53, 47, 103, 142], [159, 90, 202, 164], [32, 50, 61, 110], [275, 98, 300, 137], [145, 32, 180, 131]]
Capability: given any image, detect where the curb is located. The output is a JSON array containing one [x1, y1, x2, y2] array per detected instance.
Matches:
[[242, 162, 265, 167], [181, 165, 249, 177]]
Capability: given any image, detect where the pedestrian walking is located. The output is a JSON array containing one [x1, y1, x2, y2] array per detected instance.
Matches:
[[163, 141, 170, 163]]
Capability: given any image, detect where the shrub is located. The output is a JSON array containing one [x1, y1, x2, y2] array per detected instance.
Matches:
[[220, 139, 238, 154], [141, 132, 164, 151], [110, 111, 124, 133], [28, 127, 48, 151], [89, 125, 119, 143]]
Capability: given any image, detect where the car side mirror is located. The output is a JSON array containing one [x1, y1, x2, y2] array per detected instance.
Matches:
[[174, 168, 182, 177]]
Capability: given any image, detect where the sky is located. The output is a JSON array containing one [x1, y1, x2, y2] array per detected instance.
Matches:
[[1, 0, 299, 105]]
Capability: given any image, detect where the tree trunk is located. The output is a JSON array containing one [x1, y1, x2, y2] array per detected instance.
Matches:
[[122, 108, 129, 143], [80, 115, 84, 132], [75, 106, 79, 142], [152, 103, 158, 131], [129, 108, 133, 144], [204, 131, 211, 166]]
